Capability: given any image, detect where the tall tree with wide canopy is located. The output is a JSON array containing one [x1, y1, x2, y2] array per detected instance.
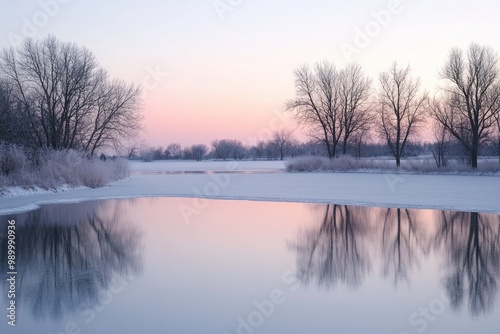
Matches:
[[377, 63, 427, 167], [431, 43, 500, 168], [0, 36, 142, 155]]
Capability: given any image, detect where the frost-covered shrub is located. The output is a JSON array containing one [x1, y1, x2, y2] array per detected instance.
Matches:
[[0, 145, 130, 190], [286, 155, 500, 174], [0, 142, 28, 175], [285, 156, 332, 172], [37, 149, 84, 186], [106, 158, 130, 181], [78, 159, 111, 188]]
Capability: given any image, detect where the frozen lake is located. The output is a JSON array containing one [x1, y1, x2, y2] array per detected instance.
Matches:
[[1, 198, 500, 333]]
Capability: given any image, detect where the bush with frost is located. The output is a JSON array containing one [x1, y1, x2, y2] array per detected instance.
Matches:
[[0, 143, 130, 190], [0, 143, 28, 176], [286, 155, 500, 174]]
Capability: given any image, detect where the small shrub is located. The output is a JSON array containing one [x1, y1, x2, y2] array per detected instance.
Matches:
[[0, 143, 28, 175], [78, 159, 111, 188], [286, 155, 500, 174], [0, 144, 130, 190], [285, 156, 332, 172]]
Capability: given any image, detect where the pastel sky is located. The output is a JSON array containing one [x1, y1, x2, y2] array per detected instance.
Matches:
[[1, 0, 499, 146]]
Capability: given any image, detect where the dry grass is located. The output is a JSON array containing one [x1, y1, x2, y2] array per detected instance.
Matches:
[[286, 155, 500, 175], [0, 143, 130, 190]]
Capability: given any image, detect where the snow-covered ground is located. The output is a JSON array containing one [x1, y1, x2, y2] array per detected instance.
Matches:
[[1, 160, 500, 215], [129, 159, 286, 173]]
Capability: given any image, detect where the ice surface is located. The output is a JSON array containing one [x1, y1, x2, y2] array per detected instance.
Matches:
[[1, 160, 499, 214]]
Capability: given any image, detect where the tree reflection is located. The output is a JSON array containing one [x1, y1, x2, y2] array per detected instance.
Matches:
[[291, 204, 372, 289], [434, 211, 500, 316], [0, 200, 142, 321], [379, 208, 427, 286]]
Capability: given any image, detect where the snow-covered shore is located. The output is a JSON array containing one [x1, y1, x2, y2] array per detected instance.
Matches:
[[1, 160, 499, 214]]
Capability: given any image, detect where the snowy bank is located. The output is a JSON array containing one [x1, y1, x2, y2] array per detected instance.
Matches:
[[129, 160, 286, 173], [0, 170, 499, 215]]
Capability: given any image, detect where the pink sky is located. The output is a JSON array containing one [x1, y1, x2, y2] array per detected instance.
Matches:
[[1, 0, 499, 147]]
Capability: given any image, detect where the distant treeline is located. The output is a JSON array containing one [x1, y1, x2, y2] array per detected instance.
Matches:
[[134, 137, 500, 163]]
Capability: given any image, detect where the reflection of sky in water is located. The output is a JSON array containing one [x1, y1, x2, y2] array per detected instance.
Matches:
[[1, 198, 499, 334]]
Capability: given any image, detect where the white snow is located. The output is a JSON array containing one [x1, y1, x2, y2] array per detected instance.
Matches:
[[0, 184, 87, 197], [129, 160, 286, 173], [1, 160, 499, 214]]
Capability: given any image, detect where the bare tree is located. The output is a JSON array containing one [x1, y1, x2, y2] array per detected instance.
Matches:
[[251, 140, 266, 160], [433, 211, 500, 316], [0, 201, 142, 321], [0, 36, 142, 155], [212, 139, 244, 160], [231, 140, 246, 160], [190, 144, 208, 161], [291, 205, 372, 289], [339, 63, 372, 155], [351, 124, 371, 159], [265, 141, 279, 160], [83, 78, 143, 156], [430, 43, 500, 168], [166, 143, 182, 160], [0, 80, 31, 145], [430, 118, 451, 168], [377, 63, 427, 167], [286, 61, 373, 158], [286, 61, 343, 158], [272, 128, 294, 160], [379, 208, 426, 286]]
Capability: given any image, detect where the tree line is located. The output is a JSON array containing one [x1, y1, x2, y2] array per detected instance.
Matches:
[[135, 129, 298, 161], [136, 133, 499, 162], [0, 36, 142, 156], [286, 43, 500, 168]]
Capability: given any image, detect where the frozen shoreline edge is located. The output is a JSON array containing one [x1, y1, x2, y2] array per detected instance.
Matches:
[[1, 172, 500, 215]]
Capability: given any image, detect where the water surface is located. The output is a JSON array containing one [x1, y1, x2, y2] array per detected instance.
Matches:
[[1, 198, 499, 333]]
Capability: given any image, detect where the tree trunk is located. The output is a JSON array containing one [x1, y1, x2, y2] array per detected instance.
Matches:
[[342, 139, 348, 156], [471, 147, 478, 168], [396, 155, 401, 167]]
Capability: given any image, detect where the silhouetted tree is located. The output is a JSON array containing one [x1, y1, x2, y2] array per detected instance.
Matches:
[[430, 120, 451, 168], [291, 204, 372, 289], [166, 143, 182, 160], [339, 63, 372, 155], [0, 80, 32, 146], [286, 61, 343, 158], [190, 144, 208, 161], [272, 128, 294, 160], [0, 36, 142, 155], [379, 208, 427, 286], [377, 63, 427, 167], [430, 43, 500, 168], [433, 211, 500, 316], [211, 139, 244, 160], [0, 201, 142, 321]]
